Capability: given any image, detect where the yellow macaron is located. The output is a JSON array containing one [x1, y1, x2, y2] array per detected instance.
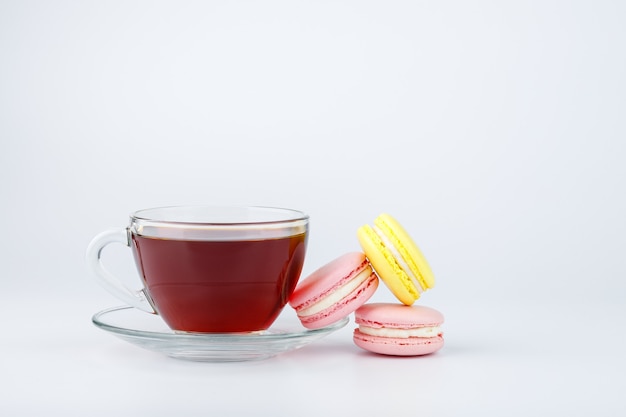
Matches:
[[357, 213, 435, 305]]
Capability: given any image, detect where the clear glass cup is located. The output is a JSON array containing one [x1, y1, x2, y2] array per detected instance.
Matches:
[[86, 206, 309, 333]]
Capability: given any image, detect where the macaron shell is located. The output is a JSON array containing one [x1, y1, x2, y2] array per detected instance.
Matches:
[[374, 213, 435, 291], [289, 252, 370, 310], [353, 330, 444, 356], [357, 225, 418, 305], [355, 303, 444, 328], [299, 271, 378, 329]]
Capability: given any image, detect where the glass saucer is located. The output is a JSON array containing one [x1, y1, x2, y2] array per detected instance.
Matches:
[[92, 306, 349, 362]]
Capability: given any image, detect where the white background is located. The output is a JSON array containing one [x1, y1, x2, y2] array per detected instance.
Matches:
[[1, 1, 625, 415]]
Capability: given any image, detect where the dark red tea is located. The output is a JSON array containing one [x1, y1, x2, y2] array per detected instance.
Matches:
[[130, 233, 307, 333]]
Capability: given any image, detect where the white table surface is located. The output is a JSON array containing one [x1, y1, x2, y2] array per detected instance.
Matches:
[[3, 283, 625, 416]]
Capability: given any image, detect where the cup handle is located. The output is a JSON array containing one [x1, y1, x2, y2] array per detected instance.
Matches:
[[86, 228, 155, 313]]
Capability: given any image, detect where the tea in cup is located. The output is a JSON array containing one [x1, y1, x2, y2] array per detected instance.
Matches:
[[86, 206, 309, 333]]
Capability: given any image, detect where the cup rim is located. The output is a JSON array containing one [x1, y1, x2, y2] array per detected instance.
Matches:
[[130, 205, 309, 227]]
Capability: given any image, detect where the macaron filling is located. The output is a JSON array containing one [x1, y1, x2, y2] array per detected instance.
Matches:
[[372, 225, 425, 294], [357, 325, 442, 339], [296, 268, 374, 317]]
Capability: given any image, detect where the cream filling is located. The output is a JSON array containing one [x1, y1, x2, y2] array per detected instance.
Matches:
[[358, 325, 442, 339], [373, 225, 424, 293], [297, 269, 372, 317]]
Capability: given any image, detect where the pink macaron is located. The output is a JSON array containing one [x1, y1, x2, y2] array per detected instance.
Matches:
[[353, 303, 444, 356], [289, 252, 379, 329]]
